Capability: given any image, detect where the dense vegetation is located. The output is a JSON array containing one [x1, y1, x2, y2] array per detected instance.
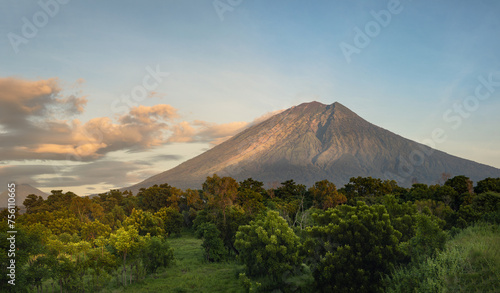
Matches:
[[1, 174, 499, 292]]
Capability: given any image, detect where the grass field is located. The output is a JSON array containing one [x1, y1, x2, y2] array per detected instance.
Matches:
[[386, 223, 500, 293], [114, 232, 245, 293]]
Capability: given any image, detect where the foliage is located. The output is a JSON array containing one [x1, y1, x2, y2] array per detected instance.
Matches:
[[403, 213, 447, 263], [385, 223, 500, 293], [474, 177, 500, 194], [235, 188, 266, 216], [195, 222, 227, 262], [5, 174, 500, 292], [137, 183, 183, 213], [123, 208, 165, 236], [341, 176, 400, 199], [445, 175, 474, 196], [305, 201, 403, 293], [155, 206, 183, 236], [308, 179, 346, 210], [203, 174, 239, 225], [142, 236, 174, 273], [0, 223, 44, 292], [234, 210, 303, 284], [109, 225, 147, 286]]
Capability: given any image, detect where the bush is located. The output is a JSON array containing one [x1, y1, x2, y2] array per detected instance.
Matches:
[[195, 222, 227, 262], [234, 210, 303, 284], [386, 223, 500, 293], [142, 236, 174, 273], [305, 201, 403, 293]]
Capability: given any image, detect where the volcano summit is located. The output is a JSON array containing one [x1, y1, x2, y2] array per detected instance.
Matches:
[[125, 102, 500, 192]]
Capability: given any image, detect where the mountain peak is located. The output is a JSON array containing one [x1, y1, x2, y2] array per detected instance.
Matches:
[[124, 102, 500, 192]]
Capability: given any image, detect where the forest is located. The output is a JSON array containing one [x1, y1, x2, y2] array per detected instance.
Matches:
[[1, 174, 499, 292]]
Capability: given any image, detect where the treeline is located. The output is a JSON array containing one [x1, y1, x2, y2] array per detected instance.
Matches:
[[1, 175, 499, 292]]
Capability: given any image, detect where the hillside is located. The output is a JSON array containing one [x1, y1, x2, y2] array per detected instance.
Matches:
[[124, 101, 500, 193]]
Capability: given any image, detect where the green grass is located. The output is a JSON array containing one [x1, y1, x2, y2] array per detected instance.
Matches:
[[113, 232, 245, 293], [385, 223, 500, 293]]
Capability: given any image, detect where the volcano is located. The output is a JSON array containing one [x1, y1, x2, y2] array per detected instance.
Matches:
[[124, 101, 500, 192]]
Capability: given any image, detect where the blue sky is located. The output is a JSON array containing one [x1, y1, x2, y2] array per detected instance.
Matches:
[[1, 0, 499, 195]]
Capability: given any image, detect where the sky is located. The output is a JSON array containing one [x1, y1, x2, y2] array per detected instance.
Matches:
[[0, 0, 499, 196]]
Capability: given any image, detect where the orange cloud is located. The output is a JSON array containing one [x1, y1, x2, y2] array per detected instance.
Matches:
[[0, 77, 272, 161]]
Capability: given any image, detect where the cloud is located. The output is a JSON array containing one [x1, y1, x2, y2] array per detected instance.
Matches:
[[151, 154, 184, 161], [1, 160, 154, 191], [0, 165, 58, 191], [119, 104, 178, 124], [0, 77, 183, 161]]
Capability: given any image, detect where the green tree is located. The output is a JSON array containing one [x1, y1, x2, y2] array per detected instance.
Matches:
[[155, 206, 183, 236], [80, 220, 112, 244], [407, 183, 433, 201], [474, 177, 500, 194], [137, 183, 183, 213], [234, 210, 303, 283], [341, 176, 396, 199], [403, 213, 447, 262], [196, 222, 227, 262], [305, 202, 403, 292], [23, 194, 45, 214], [239, 178, 267, 197], [123, 208, 164, 236], [445, 175, 474, 195], [142, 236, 174, 273], [109, 226, 146, 287], [236, 188, 266, 216]]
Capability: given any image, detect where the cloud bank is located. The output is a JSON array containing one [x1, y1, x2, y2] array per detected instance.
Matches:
[[0, 77, 281, 194], [0, 77, 255, 162]]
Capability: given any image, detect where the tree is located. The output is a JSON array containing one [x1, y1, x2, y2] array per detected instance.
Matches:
[[142, 236, 174, 273], [404, 213, 447, 263], [155, 206, 183, 236], [203, 174, 239, 224], [196, 223, 227, 262], [341, 176, 393, 199], [85, 246, 117, 291], [474, 177, 500, 194], [137, 183, 182, 213], [183, 188, 204, 210], [81, 220, 111, 244], [239, 178, 267, 197], [123, 208, 164, 236], [445, 175, 473, 195], [407, 183, 433, 201], [309, 180, 346, 210], [305, 202, 403, 292], [235, 188, 265, 216], [69, 196, 93, 222], [234, 210, 303, 283], [23, 194, 45, 214], [271, 180, 307, 224], [431, 185, 457, 204], [109, 226, 145, 287]]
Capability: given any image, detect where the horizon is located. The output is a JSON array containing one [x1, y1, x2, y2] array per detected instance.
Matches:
[[1, 1, 499, 195]]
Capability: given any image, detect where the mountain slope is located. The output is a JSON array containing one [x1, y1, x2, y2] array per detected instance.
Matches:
[[0, 183, 49, 209], [125, 101, 500, 192]]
